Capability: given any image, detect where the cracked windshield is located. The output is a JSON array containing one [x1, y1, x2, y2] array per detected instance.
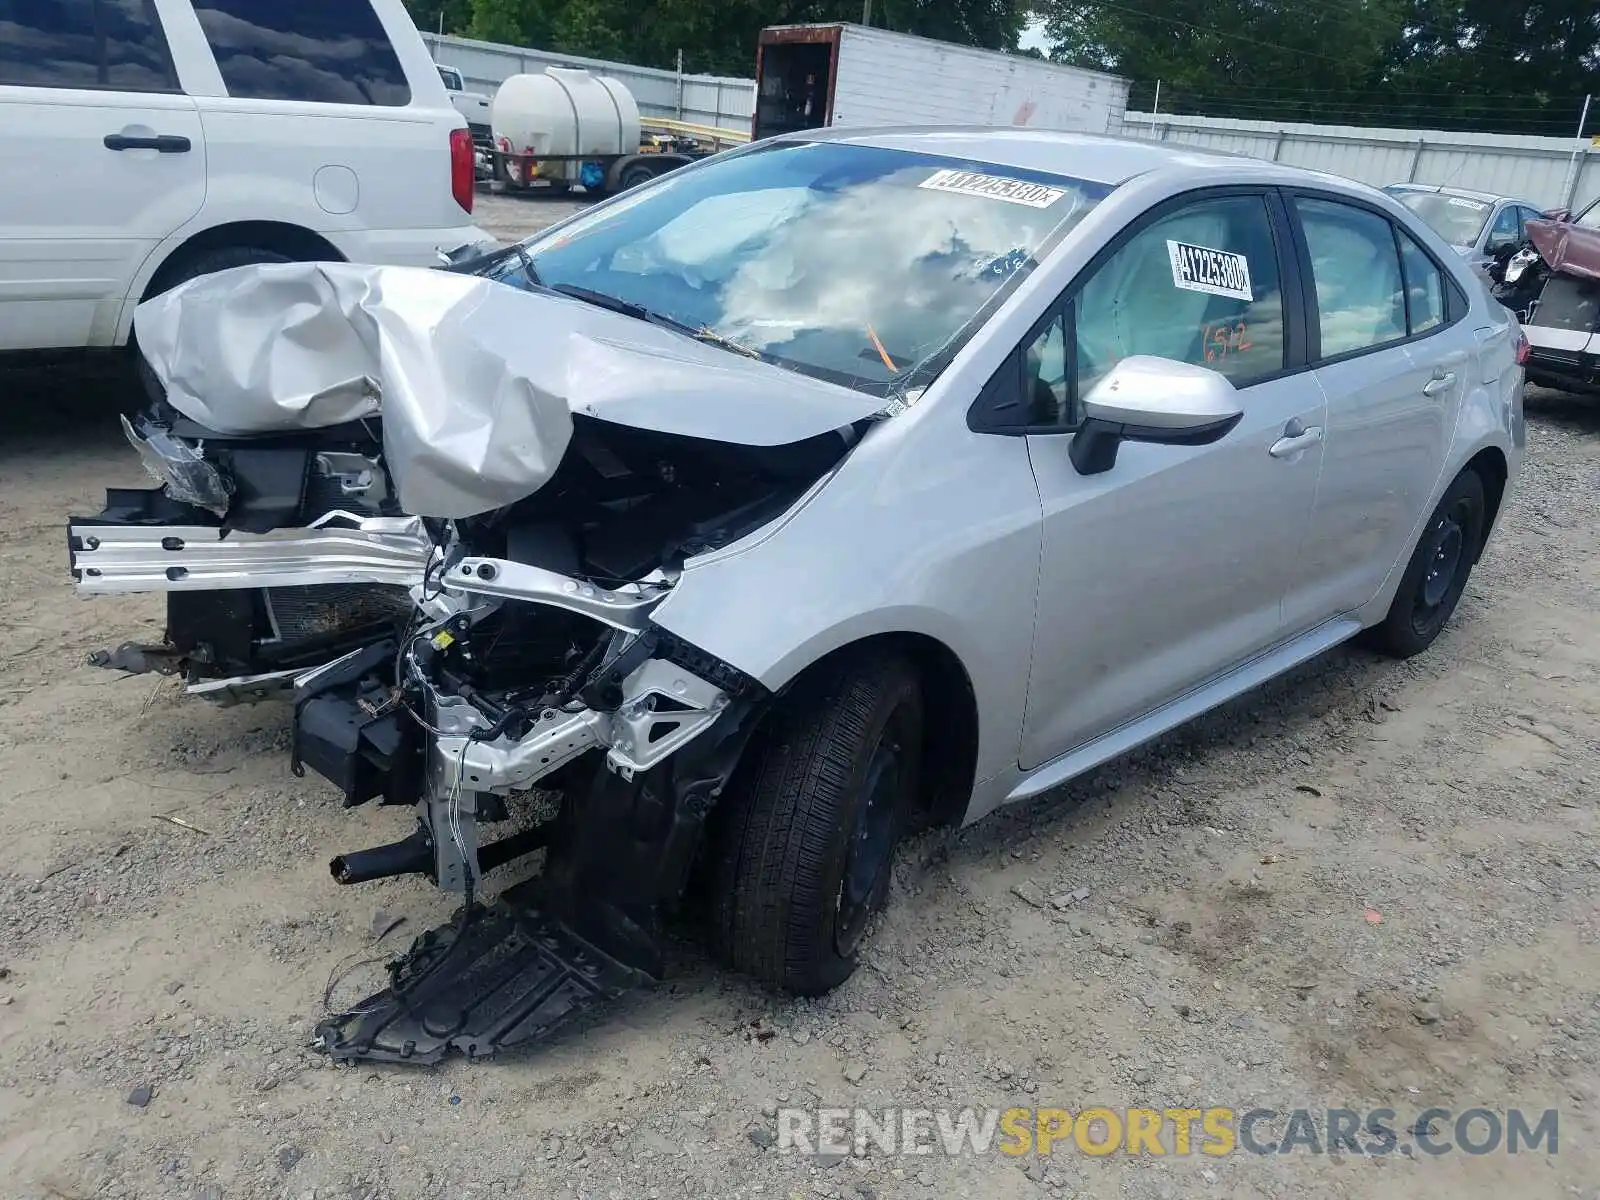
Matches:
[[501, 139, 1112, 394]]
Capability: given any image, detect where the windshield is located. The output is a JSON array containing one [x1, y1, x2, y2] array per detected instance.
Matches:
[[495, 140, 1112, 395], [1390, 190, 1492, 246]]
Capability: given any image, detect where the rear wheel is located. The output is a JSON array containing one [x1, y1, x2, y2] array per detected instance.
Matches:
[[618, 161, 657, 191], [136, 245, 293, 403], [1365, 468, 1486, 658], [709, 654, 922, 995]]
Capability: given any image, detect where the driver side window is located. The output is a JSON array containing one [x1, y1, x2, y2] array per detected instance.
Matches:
[[1486, 205, 1521, 250], [1072, 194, 1286, 394]]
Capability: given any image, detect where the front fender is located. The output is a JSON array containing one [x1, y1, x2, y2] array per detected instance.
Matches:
[[647, 410, 1044, 791]]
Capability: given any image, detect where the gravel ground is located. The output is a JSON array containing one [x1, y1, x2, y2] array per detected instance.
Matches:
[[0, 206, 1597, 1199], [469, 189, 592, 244]]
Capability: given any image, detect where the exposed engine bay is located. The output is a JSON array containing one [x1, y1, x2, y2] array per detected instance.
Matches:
[[64, 254, 901, 1063], [70, 394, 859, 1062]]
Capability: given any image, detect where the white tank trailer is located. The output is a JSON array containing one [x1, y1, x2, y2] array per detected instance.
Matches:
[[490, 67, 696, 194]]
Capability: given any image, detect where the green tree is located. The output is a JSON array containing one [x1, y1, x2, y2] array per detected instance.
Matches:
[[401, 0, 472, 36], [1039, 0, 1599, 135], [407, 0, 1031, 77]]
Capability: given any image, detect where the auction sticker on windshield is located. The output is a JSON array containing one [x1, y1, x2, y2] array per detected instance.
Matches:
[[919, 169, 1067, 209], [1167, 240, 1254, 302]]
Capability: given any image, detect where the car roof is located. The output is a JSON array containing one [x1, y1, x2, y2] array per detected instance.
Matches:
[[790, 125, 1284, 186], [1385, 182, 1529, 206]]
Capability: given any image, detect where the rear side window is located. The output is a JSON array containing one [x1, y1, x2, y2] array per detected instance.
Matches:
[[0, 0, 178, 92], [1396, 231, 1445, 334], [192, 0, 411, 106], [1296, 197, 1407, 357]]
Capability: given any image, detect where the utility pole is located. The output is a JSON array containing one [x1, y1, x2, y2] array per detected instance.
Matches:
[[1561, 94, 1592, 211]]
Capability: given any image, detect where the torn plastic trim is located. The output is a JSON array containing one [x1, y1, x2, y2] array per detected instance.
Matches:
[[442, 556, 670, 633], [122, 413, 233, 517], [68, 511, 433, 595]]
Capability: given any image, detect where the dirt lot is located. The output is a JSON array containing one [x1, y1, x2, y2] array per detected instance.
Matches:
[[1, 198, 1598, 1200]]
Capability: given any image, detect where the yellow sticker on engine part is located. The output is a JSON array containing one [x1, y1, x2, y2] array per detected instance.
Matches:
[[431, 630, 456, 650]]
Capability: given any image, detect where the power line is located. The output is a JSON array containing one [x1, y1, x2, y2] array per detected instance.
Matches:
[[1283, 0, 1574, 63], [1159, 93, 1581, 114], [1070, 0, 1355, 66], [1064, 0, 1592, 75]]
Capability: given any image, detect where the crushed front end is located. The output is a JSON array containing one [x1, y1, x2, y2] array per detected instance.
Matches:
[[69, 408, 420, 700], [295, 415, 855, 1063], [77, 258, 878, 1063]]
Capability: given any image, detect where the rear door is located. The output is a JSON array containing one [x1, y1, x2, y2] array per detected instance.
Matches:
[[0, 0, 204, 349], [183, 0, 466, 245], [1284, 192, 1471, 627]]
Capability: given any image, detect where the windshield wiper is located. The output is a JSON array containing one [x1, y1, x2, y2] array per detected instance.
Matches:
[[511, 245, 541, 289], [548, 283, 761, 359]]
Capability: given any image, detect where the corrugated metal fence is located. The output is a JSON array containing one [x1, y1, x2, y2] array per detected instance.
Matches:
[[420, 32, 1598, 211], [1116, 112, 1599, 212], [421, 33, 755, 132]]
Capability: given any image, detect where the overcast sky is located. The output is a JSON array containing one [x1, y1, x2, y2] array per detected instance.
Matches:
[[1019, 16, 1049, 53]]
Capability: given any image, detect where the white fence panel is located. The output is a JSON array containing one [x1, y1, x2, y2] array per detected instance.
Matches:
[[420, 32, 756, 132], [1117, 112, 1599, 213], [418, 33, 1598, 210]]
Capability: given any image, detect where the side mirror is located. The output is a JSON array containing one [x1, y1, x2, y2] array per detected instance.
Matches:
[[1070, 356, 1244, 476]]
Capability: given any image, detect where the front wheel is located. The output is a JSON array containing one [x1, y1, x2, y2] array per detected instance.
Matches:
[[708, 654, 923, 995], [1365, 467, 1487, 658]]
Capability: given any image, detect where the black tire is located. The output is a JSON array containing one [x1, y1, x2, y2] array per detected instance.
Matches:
[[709, 654, 923, 995], [618, 162, 656, 191], [1365, 468, 1487, 659], [136, 245, 292, 403]]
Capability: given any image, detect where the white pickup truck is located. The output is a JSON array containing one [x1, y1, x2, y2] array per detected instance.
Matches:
[[437, 64, 494, 155]]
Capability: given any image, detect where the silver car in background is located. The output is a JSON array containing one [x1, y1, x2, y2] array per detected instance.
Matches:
[[1384, 183, 1546, 278], [73, 129, 1526, 1062]]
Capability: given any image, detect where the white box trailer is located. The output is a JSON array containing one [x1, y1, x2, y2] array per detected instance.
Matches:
[[753, 23, 1130, 142]]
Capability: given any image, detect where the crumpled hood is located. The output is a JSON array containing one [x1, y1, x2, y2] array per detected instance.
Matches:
[[1527, 219, 1600, 282], [134, 261, 886, 518]]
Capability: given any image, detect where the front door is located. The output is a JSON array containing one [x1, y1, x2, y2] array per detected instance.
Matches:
[[1017, 190, 1327, 770], [0, 0, 204, 349]]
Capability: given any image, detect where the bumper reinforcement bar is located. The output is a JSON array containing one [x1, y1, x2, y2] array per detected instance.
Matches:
[[68, 511, 433, 595]]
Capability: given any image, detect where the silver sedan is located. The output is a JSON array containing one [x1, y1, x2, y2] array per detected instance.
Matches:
[[1383, 183, 1547, 278], [79, 128, 1526, 1049]]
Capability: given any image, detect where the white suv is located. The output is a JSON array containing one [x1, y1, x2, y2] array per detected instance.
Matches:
[[0, 0, 489, 354]]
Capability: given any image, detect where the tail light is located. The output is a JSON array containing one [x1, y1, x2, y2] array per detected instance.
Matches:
[[1513, 329, 1530, 366], [449, 127, 474, 214]]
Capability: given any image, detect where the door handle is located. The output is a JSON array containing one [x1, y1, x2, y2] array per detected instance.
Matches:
[[103, 133, 192, 153], [1268, 426, 1324, 458], [1422, 371, 1456, 397]]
